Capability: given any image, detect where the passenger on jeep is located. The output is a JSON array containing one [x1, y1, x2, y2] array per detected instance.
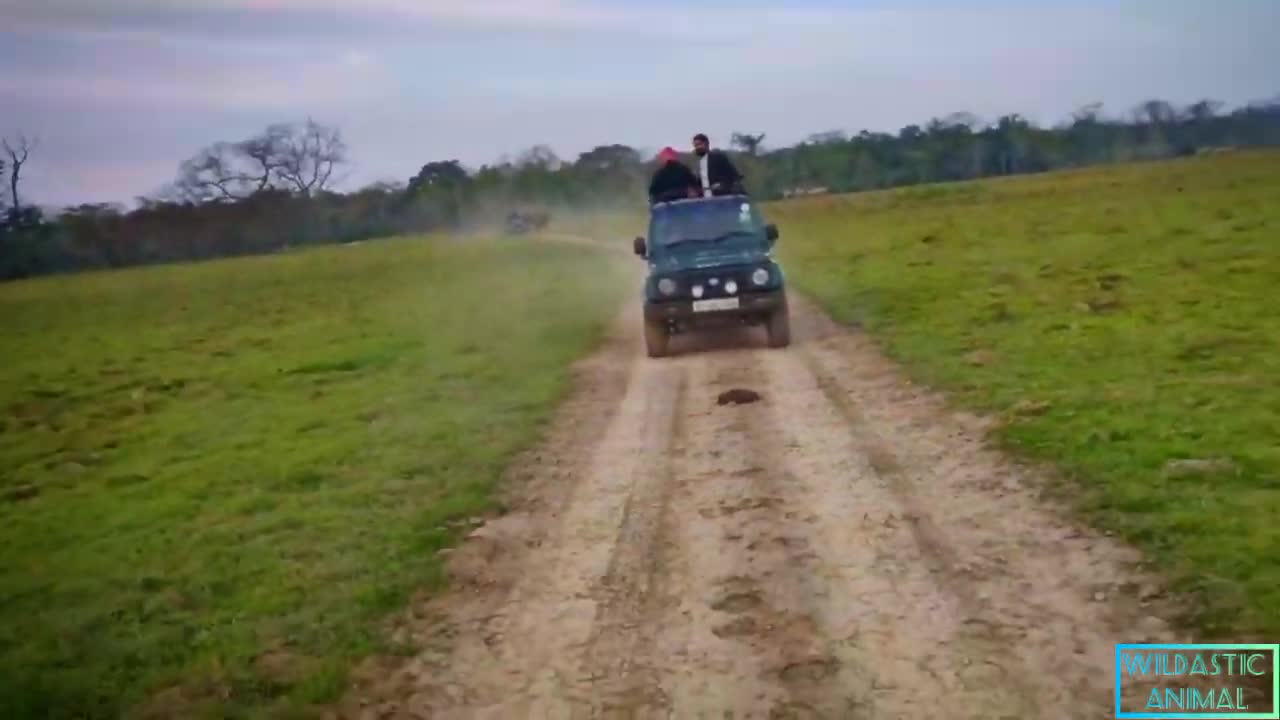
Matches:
[[648, 147, 700, 204], [692, 133, 745, 197]]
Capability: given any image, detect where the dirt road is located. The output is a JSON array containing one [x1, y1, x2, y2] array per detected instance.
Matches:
[[335, 292, 1199, 719]]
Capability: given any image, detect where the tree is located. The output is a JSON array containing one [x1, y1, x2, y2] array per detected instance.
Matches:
[[805, 130, 848, 145], [730, 132, 766, 156], [405, 160, 473, 230], [574, 144, 641, 173], [3, 133, 37, 214], [509, 145, 566, 203], [60, 203, 130, 267], [1067, 102, 1108, 164], [8, 92, 1280, 283], [897, 125, 925, 142], [517, 145, 562, 171], [1136, 99, 1178, 126], [1071, 102, 1104, 125], [1184, 99, 1223, 124], [176, 137, 281, 202], [992, 114, 1034, 174], [174, 120, 346, 202], [274, 119, 347, 197], [1132, 99, 1178, 157], [571, 145, 644, 200], [407, 160, 469, 193]]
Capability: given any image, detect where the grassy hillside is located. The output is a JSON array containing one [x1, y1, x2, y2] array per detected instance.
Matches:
[[771, 150, 1280, 638], [0, 236, 630, 719]]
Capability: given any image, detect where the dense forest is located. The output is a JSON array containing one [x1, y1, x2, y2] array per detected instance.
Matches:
[[2, 97, 1278, 280]]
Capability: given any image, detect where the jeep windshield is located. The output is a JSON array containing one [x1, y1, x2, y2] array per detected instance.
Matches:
[[650, 198, 766, 250]]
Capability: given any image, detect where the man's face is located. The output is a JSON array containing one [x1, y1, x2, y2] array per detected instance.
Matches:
[[693, 137, 709, 156]]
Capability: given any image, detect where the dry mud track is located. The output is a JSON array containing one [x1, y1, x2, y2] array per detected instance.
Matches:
[[336, 294, 1208, 720]]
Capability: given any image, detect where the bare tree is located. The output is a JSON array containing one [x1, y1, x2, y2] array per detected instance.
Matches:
[[174, 120, 346, 202], [176, 138, 279, 202], [3, 134, 37, 214], [274, 118, 347, 197]]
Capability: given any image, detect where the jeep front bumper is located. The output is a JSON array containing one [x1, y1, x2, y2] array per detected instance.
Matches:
[[643, 289, 785, 326]]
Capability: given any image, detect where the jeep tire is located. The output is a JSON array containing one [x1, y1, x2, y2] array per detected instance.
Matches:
[[766, 303, 791, 348], [644, 320, 669, 358]]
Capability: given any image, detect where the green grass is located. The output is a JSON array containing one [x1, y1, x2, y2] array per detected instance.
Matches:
[[0, 235, 629, 719], [770, 150, 1280, 638]]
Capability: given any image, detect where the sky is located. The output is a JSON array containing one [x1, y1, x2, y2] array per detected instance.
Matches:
[[2, 0, 1278, 208]]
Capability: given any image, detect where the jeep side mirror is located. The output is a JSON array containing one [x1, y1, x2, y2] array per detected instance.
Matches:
[[633, 236, 647, 258], [765, 224, 780, 243]]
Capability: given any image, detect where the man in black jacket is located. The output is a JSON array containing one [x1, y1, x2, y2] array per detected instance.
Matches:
[[648, 147, 700, 204], [692, 133, 744, 196]]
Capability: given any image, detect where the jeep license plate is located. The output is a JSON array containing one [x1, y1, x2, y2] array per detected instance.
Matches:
[[692, 297, 739, 312]]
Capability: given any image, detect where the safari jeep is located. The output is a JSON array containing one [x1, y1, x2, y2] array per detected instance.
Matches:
[[632, 194, 790, 358]]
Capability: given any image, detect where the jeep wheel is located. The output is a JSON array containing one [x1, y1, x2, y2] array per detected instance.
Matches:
[[766, 305, 791, 348], [644, 320, 669, 358]]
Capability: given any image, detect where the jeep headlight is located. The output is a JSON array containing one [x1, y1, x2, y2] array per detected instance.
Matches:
[[657, 278, 677, 296], [751, 268, 770, 286]]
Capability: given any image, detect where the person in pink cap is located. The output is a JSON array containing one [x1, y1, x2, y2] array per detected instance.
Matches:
[[647, 146, 700, 204]]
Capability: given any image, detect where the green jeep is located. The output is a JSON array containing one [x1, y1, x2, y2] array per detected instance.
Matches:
[[632, 194, 790, 358]]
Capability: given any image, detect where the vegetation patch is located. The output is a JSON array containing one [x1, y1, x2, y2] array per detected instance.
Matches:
[[772, 150, 1280, 638], [0, 235, 629, 719]]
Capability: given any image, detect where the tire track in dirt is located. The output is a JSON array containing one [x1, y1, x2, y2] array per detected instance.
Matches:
[[780, 295, 1219, 717], [331, 289, 1210, 719], [467, 352, 684, 718], [567, 367, 684, 715], [333, 299, 685, 719], [651, 347, 847, 717], [750, 333, 1036, 718]]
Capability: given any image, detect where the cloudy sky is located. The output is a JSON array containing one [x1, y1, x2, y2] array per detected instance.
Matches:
[[2, 0, 1278, 207]]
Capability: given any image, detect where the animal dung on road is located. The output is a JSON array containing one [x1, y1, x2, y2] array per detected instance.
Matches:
[[717, 388, 762, 406]]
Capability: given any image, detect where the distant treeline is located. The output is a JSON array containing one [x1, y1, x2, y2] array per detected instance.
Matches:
[[2, 97, 1278, 281]]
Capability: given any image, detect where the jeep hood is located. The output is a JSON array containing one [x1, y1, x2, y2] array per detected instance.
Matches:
[[651, 245, 773, 272]]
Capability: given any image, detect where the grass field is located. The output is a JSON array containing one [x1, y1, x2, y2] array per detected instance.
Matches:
[[0, 236, 629, 719], [4, 154, 1276, 717], [770, 150, 1280, 638]]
